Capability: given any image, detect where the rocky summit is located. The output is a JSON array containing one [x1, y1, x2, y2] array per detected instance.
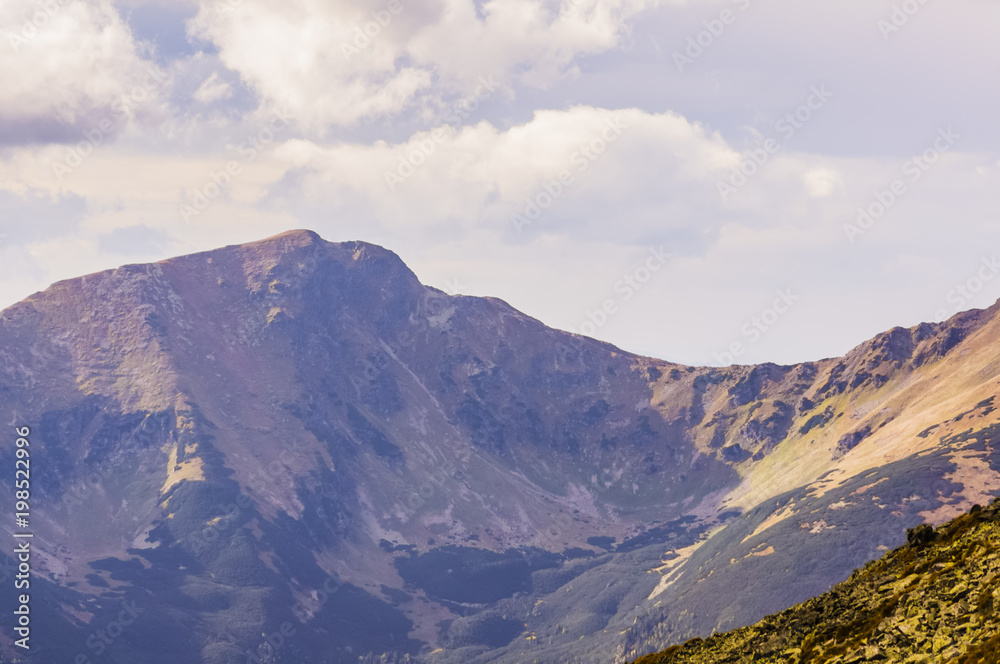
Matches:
[[2, 230, 1000, 663], [632, 498, 1000, 664]]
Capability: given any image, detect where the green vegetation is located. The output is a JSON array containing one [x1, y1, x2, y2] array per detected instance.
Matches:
[[631, 498, 1000, 663]]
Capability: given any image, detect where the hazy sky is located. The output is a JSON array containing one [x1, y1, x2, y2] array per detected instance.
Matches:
[[1, 0, 998, 366]]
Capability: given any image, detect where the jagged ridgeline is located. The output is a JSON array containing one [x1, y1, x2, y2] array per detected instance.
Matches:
[[631, 498, 1000, 664], [3, 230, 1000, 663]]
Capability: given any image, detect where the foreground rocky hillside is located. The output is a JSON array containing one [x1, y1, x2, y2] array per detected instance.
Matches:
[[1, 230, 1000, 663], [632, 497, 1000, 664]]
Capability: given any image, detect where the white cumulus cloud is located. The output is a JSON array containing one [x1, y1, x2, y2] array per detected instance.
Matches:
[[192, 71, 233, 103], [0, 0, 165, 145], [188, 0, 673, 129], [270, 105, 737, 246]]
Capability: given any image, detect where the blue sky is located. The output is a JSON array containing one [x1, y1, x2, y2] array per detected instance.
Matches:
[[1, 0, 998, 366]]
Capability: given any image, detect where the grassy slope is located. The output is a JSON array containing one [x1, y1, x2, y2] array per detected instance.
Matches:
[[631, 497, 1000, 664]]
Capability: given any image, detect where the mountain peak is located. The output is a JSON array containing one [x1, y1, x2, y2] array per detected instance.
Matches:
[[179, 229, 406, 269], [263, 228, 323, 242], [6, 233, 1000, 664], [150, 230, 422, 305]]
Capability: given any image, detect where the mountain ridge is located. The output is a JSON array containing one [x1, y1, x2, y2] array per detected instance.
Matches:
[[2, 230, 1000, 663]]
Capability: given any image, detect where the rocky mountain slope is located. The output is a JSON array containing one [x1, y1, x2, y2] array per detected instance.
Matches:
[[0, 230, 999, 663], [631, 497, 1000, 663]]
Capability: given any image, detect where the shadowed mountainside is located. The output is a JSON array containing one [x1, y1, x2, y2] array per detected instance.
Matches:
[[0, 230, 999, 663]]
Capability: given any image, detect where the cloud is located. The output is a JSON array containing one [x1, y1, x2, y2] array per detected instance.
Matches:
[[187, 0, 674, 128], [0, 187, 87, 249], [97, 224, 178, 254], [0, 0, 166, 146], [192, 71, 233, 103], [0, 93, 997, 366], [803, 167, 840, 198], [270, 105, 737, 250], [114, 0, 202, 62]]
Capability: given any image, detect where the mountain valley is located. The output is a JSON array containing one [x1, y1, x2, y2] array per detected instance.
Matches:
[[1, 230, 1000, 663]]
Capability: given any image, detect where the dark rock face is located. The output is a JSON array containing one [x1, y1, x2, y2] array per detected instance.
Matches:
[[835, 425, 872, 457], [740, 400, 794, 452], [722, 444, 752, 463], [799, 405, 835, 435], [2, 230, 1000, 664], [727, 365, 788, 407]]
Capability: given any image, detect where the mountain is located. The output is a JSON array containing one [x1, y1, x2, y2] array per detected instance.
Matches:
[[631, 498, 1000, 663], [1, 229, 1000, 663]]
